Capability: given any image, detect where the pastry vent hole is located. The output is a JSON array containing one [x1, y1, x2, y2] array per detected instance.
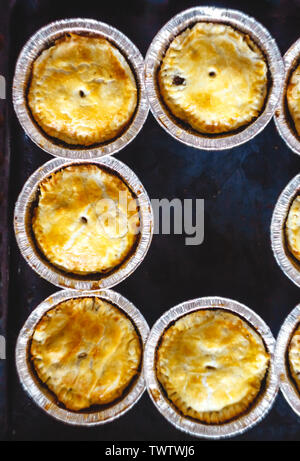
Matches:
[[206, 365, 216, 370], [79, 90, 86, 98], [78, 352, 87, 359], [208, 71, 216, 78], [172, 75, 185, 86], [81, 216, 88, 224]]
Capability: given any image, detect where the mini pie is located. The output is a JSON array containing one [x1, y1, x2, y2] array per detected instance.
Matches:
[[287, 64, 300, 137], [285, 195, 300, 262], [30, 297, 142, 411], [32, 164, 140, 275], [288, 323, 300, 393], [28, 33, 137, 145], [156, 309, 270, 424], [158, 22, 268, 134]]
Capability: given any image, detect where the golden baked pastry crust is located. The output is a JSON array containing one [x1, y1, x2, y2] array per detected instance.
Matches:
[[28, 33, 137, 145], [156, 309, 269, 424], [288, 323, 300, 393], [158, 22, 268, 134], [285, 195, 300, 262], [287, 65, 300, 137], [30, 297, 142, 411], [32, 164, 140, 275]]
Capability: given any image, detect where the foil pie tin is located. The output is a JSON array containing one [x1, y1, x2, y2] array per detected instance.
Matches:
[[271, 174, 300, 287], [144, 7, 284, 151], [16, 289, 149, 425], [275, 303, 300, 418], [14, 156, 153, 291], [144, 296, 278, 439], [13, 18, 149, 159], [274, 38, 300, 156]]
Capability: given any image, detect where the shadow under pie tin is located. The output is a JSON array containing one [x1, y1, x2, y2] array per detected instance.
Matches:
[[144, 7, 284, 151], [14, 156, 153, 291], [12, 18, 149, 160], [144, 296, 278, 439], [15, 289, 149, 425], [275, 303, 300, 418], [274, 38, 300, 156], [271, 174, 300, 287]]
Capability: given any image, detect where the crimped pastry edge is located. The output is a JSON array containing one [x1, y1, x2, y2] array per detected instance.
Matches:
[[288, 323, 300, 395], [14, 156, 153, 291], [144, 296, 278, 439], [30, 296, 142, 411], [28, 33, 138, 146], [13, 18, 149, 159], [158, 22, 268, 135], [271, 174, 300, 288], [155, 309, 270, 424], [145, 7, 284, 150], [275, 303, 300, 418], [16, 289, 149, 425], [274, 37, 300, 156], [31, 163, 140, 276]]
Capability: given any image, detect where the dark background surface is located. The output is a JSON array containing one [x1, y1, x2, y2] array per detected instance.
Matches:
[[1, 0, 300, 441]]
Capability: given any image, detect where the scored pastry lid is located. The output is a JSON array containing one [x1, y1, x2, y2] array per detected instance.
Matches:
[[275, 303, 300, 418], [144, 296, 278, 439], [13, 18, 149, 159], [271, 174, 300, 287], [274, 37, 300, 156], [145, 7, 284, 150], [14, 156, 153, 291], [15, 289, 150, 426]]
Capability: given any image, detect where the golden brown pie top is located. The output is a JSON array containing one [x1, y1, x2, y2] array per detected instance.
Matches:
[[30, 297, 142, 411], [158, 22, 268, 134], [32, 164, 140, 275], [156, 309, 269, 424], [28, 33, 137, 145], [285, 194, 300, 262], [287, 64, 300, 137], [288, 323, 300, 393]]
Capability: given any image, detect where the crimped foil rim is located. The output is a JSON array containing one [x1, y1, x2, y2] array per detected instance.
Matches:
[[12, 18, 149, 159], [14, 156, 153, 291], [144, 296, 278, 439], [275, 303, 300, 418], [271, 174, 300, 287], [144, 7, 284, 151], [274, 38, 300, 156], [15, 288, 150, 426]]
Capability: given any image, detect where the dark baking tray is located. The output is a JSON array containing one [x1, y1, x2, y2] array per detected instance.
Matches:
[[2, 0, 300, 441]]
